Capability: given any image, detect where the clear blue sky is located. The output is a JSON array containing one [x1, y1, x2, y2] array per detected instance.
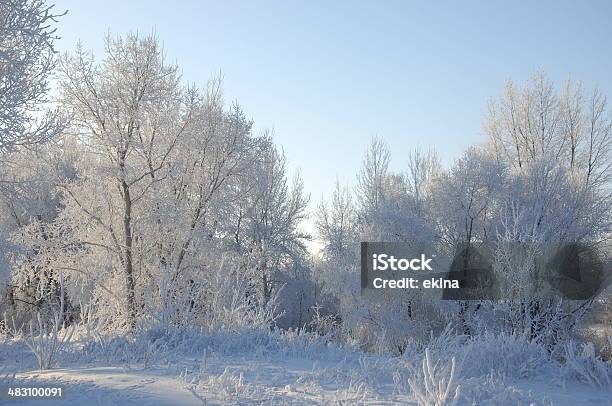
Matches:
[[52, 0, 612, 221]]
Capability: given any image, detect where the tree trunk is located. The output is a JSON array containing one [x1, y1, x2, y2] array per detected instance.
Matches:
[[121, 180, 137, 329]]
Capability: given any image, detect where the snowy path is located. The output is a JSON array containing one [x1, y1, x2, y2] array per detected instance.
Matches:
[[3, 358, 408, 405], [4, 367, 204, 406], [3, 358, 610, 405]]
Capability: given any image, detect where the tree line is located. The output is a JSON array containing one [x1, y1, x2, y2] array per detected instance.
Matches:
[[1, 0, 610, 354]]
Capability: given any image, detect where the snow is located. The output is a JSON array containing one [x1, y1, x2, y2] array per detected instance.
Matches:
[[6, 368, 202, 406], [2, 334, 611, 405]]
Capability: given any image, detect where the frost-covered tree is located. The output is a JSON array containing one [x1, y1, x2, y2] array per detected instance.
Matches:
[[484, 72, 612, 189], [315, 139, 445, 352], [314, 74, 610, 350], [313, 181, 359, 337], [406, 147, 440, 214], [316, 180, 357, 263], [0, 0, 65, 152], [10, 33, 312, 333], [430, 146, 506, 249], [0, 0, 68, 324], [241, 136, 309, 305], [52, 33, 195, 328], [356, 137, 390, 217], [0, 142, 76, 321], [483, 73, 611, 255], [141, 79, 255, 328]]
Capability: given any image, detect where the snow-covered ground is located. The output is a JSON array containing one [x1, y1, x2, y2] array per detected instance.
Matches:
[[2, 329, 611, 405]]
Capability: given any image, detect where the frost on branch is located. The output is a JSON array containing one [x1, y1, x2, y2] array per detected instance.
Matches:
[[0, 0, 66, 152]]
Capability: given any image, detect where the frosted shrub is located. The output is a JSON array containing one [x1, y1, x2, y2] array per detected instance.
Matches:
[[459, 373, 538, 405], [422, 323, 467, 356], [421, 329, 550, 379], [77, 302, 114, 363], [330, 379, 370, 404], [561, 341, 612, 388], [309, 305, 344, 344], [147, 266, 199, 333], [25, 310, 74, 370], [17, 276, 76, 370], [203, 257, 281, 333], [273, 327, 343, 360], [458, 333, 549, 379], [408, 349, 461, 406], [196, 367, 262, 402], [207, 368, 244, 399]]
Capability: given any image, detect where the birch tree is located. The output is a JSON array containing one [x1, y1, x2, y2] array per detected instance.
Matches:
[[484, 72, 612, 189], [56, 33, 195, 328]]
